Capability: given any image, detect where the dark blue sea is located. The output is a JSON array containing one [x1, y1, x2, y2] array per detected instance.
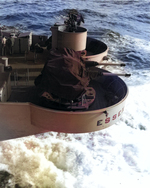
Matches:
[[0, 0, 150, 187]]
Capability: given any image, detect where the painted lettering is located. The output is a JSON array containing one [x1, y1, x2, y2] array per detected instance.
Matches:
[[112, 114, 117, 120], [97, 120, 103, 126], [118, 110, 122, 117], [97, 107, 125, 126], [105, 117, 110, 124]]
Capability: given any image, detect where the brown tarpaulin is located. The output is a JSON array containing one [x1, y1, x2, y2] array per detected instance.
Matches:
[[36, 48, 90, 100]]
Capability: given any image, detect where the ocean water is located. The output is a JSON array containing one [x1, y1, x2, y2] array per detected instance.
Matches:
[[0, 0, 150, 187]]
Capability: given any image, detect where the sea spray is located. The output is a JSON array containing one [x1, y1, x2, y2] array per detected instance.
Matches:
[[0, 137, 76, 187], [0, 0, 150, 187]]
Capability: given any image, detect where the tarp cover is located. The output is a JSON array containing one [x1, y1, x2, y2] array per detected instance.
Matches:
[[36, 48, 90, 100]]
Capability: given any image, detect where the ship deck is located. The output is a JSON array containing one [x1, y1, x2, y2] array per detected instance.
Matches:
[[1, 49, 126, 111], [5, 51, 107, 110]]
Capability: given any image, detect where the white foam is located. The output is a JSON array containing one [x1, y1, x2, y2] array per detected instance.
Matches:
[[1, 114, 150, 187], [0, 69, 150, 187], [1, 1, 150, 187]]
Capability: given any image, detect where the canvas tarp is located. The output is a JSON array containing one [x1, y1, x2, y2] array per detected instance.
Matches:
[[35, 48, 90, 100]]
